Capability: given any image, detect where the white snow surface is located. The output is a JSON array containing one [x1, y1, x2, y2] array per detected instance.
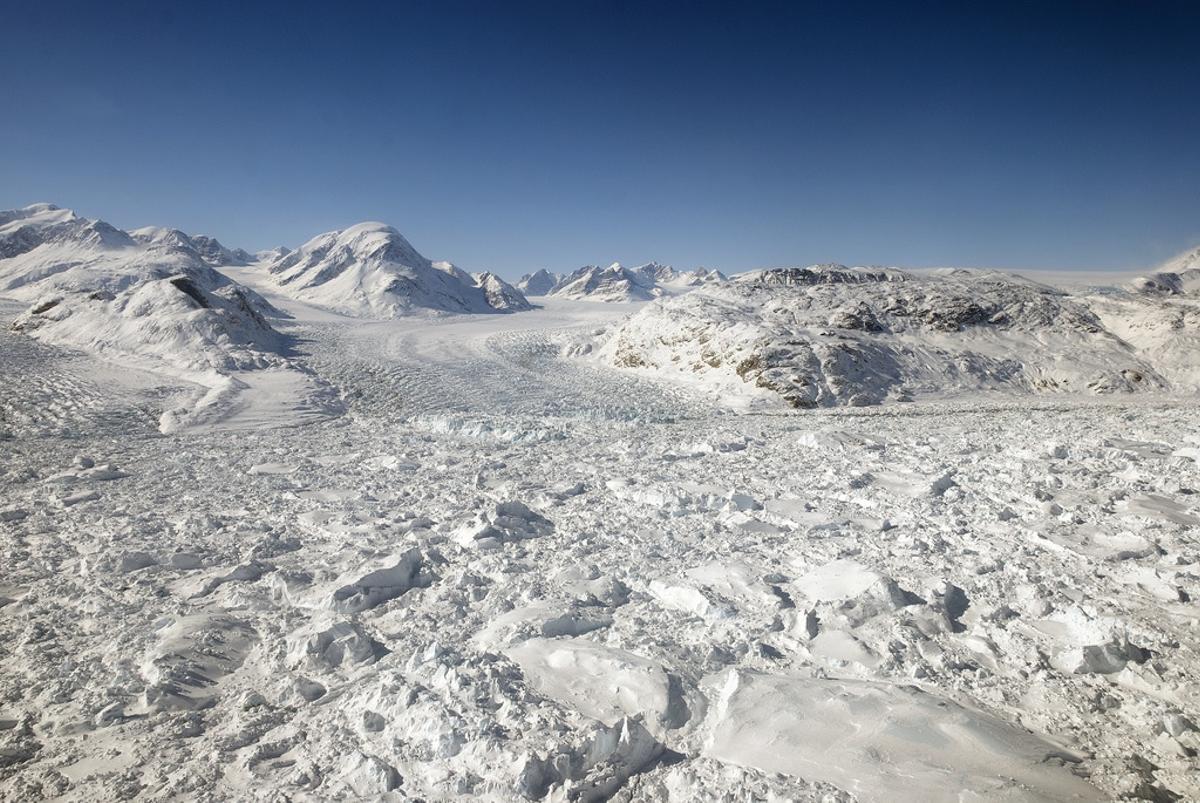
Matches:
[[2, 216, 1200, 801]]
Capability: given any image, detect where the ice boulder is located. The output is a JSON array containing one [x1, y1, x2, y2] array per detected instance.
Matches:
[[505, 638, 689, 736], [329, 549, 430, 613], [702, 670, 1101, 802], [454, 500, 554, 550]]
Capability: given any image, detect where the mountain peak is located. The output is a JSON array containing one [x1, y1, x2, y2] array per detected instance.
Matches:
[[0, 203, 132, 257], [1, 203, 79, 229], [516, 268, 562, 296], [129, 226, 249, 267], [22, 202, 64, 214], [263, 222, 529, 317], [339, 221, 403, 239], [302, 222, 428, 270], [538, 261, 725, 302]]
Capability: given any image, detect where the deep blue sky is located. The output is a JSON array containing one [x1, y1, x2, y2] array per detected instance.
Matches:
[[3, 1, 1199, 277]]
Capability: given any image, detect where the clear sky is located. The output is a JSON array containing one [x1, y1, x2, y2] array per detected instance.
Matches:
[[3, 0, 1199, 278]]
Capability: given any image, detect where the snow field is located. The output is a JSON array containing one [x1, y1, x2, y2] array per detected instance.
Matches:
[[2, 347, 1198, 799]]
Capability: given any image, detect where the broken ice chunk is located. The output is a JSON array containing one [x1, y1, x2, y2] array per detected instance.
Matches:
[[288, 619, 389, 672], [453, 500, 553, 549], [505, 638, 689, 736], [330, 548, 428, 613], [701, 670, 1101, 802], [139, 614, 258, 712]]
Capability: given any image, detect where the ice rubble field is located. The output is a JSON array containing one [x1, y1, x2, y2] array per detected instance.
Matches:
[[2, 294, 1200, 802]]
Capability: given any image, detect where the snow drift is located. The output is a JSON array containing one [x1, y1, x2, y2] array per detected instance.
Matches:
[[263, 223, 530, 317], [600, 265, 1180, 408]]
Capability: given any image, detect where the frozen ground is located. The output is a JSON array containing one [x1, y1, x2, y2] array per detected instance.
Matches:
[[1, 283, 1199, 802]]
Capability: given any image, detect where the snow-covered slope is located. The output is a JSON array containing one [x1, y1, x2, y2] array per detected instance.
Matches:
[[1123, 245, 1200, 296], [541, 262, 726, 302], [0, 204, 332, 431], [1, 204, 282, 371], [1084, 260, 1200, 390], [1157, 244, 1200, 274], [263, 223, 530, 317], [1130, 268, 1200, 296], [256, 245, 292, 263], [600, 265, 1173, 408], [0, 202, 133, 256]]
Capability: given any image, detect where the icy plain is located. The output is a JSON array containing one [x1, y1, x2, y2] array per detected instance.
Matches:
[[1, 261, 1199, 801]]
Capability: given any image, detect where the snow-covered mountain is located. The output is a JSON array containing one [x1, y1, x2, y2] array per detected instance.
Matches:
[[521, 262, 726, 302], [471, 270, 534, 311], [1125, 245, 1200, 296], [1086, 258, 1200, 389], [129, 226, 253, 267], [1159, 244, 1200, 273], [671, 266, 726, 287], [599, 264, 1185, 408], [550, 263, 661, 302], [256, 245, 292, 263], [515, 268, 561, 296], [263, 223, 530, 317], [1130, 268, 1200, 296], [1, 204, 281, 370], [630, 262, 725, 289], [0, 204, 332, 431]]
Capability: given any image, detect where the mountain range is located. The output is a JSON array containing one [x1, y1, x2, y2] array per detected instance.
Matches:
[[3, 201, 1199, 424], [518, 263, 726, 302]]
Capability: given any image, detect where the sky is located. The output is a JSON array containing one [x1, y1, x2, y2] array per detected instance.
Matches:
[[2, 0, 1199, 278]]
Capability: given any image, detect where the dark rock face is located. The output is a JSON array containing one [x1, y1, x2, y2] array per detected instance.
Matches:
[[169, 277, 211, 309]]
